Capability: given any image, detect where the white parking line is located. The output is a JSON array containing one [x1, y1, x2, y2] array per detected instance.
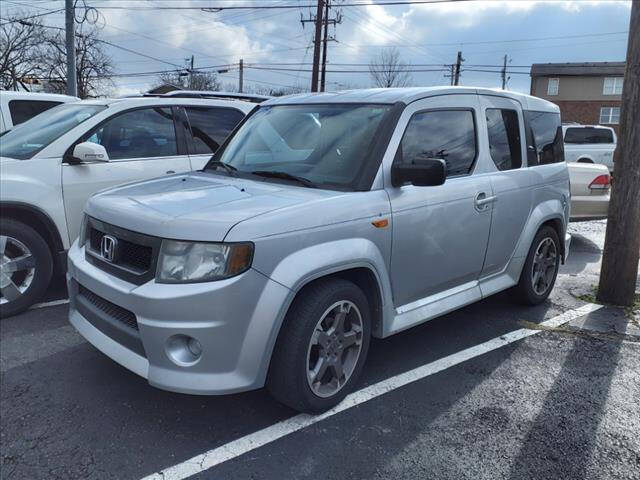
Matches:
[[140, 302, 603, 480], [29, 299, 70, 310]]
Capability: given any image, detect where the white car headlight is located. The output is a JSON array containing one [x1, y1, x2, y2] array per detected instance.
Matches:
[[156, 240, 254, 283]]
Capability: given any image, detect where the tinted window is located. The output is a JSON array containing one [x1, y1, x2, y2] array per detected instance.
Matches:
[[8, 100, 63, 125], [0, 104, 105, 160], [185, 107, 244, 154], [524, 111, 564, 166], [86, 107, 177, 160], [486, 109, 522, 171], [398, 110, 476, 177], [565, 127, 613, 144]]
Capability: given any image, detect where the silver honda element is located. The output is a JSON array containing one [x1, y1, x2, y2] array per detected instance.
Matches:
[[67, 87, 571, 413]]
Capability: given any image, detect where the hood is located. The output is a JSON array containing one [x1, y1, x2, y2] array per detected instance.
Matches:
[[86, 171, 337, 241]]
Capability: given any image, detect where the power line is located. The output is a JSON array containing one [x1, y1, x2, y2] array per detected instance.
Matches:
[[86, 0, 474, 10], [0, 8, 64, 26]]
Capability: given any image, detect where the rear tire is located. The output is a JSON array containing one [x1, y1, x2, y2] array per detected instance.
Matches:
[[0, 219, 53, 318], [267, 278, 371, 413], [515, 226, 560, 305]]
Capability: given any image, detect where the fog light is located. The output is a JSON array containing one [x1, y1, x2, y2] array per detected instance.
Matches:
[[187, 337, 202, 357], [166, 334, 202, 366]]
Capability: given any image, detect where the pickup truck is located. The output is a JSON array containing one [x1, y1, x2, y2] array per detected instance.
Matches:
[[562, 124, 617, 172]]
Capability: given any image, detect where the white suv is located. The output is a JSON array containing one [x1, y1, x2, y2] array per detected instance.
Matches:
[[0, 96, 254, 316], [0, 91, 79, 133]]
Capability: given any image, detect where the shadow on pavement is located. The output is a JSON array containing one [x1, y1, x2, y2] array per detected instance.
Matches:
[[507, 309, 624, 480], [562, 233, 602, 276]]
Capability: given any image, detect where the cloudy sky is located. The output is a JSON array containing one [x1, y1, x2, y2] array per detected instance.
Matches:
[[2, 0, 632, 95]]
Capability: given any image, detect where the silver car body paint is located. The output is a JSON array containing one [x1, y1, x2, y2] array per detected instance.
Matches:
[[67, 87, 570, 395]]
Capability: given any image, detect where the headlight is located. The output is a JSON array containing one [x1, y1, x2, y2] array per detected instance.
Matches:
[[156, 240, 254, 283]]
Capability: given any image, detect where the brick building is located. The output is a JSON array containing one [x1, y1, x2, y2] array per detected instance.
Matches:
[[529, 62, 624, 134]]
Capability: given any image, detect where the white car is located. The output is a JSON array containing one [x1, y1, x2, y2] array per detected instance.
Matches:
[[0, 91, 79, 133], [0, 96, 254, 316], [562, 124, 617, 172], [567, 162, 611, 222]]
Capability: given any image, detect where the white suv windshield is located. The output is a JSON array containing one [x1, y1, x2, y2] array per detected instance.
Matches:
[[211, 104, 391, 189], [0, 104, 105, 160]]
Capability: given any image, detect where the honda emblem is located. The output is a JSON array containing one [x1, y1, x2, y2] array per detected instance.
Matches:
[[100, 235, 118, 263]]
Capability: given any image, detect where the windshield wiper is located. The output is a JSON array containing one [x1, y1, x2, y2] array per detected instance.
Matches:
[[206, 160, 237, 176], [250, 170, 316, 188]]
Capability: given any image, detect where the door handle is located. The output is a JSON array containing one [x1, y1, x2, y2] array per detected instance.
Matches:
[[475, 192, 497, 211], [166, 170, 175, 174]]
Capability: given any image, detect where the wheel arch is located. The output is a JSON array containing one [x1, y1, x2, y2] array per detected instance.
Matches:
[[292, 266, 385, 337], [0, 202, 66, 270], [514, 199, 567, 264]]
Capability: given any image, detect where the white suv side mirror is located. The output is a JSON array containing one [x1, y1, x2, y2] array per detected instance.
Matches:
[[71, 142, 110, 163]]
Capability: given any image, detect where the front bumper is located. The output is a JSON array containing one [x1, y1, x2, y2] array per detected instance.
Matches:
[[67, 241, 292, 395]]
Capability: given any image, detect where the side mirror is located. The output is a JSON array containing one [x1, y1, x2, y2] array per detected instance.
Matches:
[[391, 157, 446, 187], [68, 142, 110, 164]]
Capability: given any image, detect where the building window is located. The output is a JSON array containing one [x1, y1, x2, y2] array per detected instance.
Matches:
[[600, 107, 620, 125], [547, 78, 559, 96], [603, 77, 623, 95]]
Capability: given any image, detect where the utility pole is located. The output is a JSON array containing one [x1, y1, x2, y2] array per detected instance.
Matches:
[[65, 0, 77, 97], [310, 0, 324, 92], [597, 1, 640, 307], [454, 51, 463, 86], [501, 54, 508, 89], [445, 64, 455, 85], [239, 58, 244, 93], [320, 0, 330, 92], [189, 55, 194, 89]]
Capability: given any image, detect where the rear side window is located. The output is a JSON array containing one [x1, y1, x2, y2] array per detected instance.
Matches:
[[185, 107, 244, 154], [524, 111, 564, 166], [486, 109, 522, 171], [564, 127, 614, 144], [8, 100, 62, 126], [398, 110, 476, 177]]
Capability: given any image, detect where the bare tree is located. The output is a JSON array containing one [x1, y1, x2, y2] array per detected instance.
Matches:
[[40, 26, 114, 98], [368, 48, 412, 88], [0, 14, 45, 90], [155, 71, 221, 91], [597, 1, 640, 307]]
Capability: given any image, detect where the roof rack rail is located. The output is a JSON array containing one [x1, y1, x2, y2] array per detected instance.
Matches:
[[138, 90, 271, 103]]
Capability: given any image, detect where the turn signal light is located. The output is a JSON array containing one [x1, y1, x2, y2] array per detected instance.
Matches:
[[589, 174, 611, 190]]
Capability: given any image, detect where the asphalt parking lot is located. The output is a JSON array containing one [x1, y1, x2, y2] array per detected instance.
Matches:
[[1, 221, 639, 480]]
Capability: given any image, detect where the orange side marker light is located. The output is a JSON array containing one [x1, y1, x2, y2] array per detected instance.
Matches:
[[372, 218, 389, 229]]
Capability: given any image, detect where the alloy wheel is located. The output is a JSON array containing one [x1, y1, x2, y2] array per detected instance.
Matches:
[[306, 300, 364, 398], [531, 237, 557, 296], [0, 235, 36, 305]]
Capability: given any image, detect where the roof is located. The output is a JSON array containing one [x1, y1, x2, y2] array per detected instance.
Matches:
[[530, 62, 625, 77], [263, 86, 559, 113], [0, 91, 79, 102]]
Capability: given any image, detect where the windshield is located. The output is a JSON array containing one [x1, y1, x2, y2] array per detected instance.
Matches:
[[209, 104, 392, 189], [0, 104, 106, 160]]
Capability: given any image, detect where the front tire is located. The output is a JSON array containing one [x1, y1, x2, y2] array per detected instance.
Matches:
[[515, 226, 560, 305], [0, 219, 53, 318], [267, 278, 371, 413]]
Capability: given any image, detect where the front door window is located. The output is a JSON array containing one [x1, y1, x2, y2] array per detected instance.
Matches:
[[87, 107, 178, 160]]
